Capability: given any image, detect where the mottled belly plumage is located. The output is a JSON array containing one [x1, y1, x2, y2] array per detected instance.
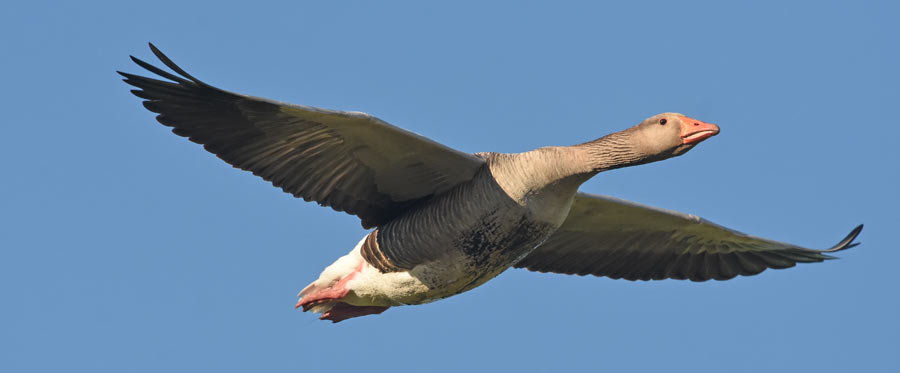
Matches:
[[361, 206, 557, 297]]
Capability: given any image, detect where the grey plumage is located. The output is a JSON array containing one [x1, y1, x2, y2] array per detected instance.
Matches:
[[121, 44, 862, 321]]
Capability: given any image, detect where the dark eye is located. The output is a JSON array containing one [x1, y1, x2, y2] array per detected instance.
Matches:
[[659, 118, 667, 125]]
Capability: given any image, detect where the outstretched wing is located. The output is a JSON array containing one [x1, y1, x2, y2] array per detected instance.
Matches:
[[515, 193, 862, 281], [120, 43, 485, 228]]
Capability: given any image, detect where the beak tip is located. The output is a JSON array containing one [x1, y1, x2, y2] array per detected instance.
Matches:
[[679, 116, 720, 144]]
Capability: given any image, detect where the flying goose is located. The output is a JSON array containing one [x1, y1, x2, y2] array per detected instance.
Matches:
[[120, 44, 863, 323]]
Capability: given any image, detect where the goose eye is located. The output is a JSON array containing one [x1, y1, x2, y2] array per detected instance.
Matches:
[[659, 118, 667, 125]]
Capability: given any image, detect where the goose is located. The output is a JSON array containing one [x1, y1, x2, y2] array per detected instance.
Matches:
[[120, 44, 863, 323]]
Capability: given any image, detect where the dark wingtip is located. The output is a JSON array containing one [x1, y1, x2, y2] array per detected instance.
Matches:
[[823, 224, 863, 253], [128, 52, 189, 84], [146, 42, 206, 85], [148, 42, 162, 57], [117, 71, 143, 85]]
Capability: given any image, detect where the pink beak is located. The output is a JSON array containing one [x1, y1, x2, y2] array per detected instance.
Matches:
[[679, 116, 720, 145]]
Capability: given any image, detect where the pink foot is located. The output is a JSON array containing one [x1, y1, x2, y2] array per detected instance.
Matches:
[[321, 303, 389, 323], [295, 286, 350, 311], [295, 261, 391, 322], [295, 261, 363, 310]]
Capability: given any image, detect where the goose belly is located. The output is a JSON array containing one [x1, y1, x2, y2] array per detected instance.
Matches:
[[354, 208, 558, 305]]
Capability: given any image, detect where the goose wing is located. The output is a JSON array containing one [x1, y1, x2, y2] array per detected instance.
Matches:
[[515, 193, 862, 281], [120, 44, 484, 228]]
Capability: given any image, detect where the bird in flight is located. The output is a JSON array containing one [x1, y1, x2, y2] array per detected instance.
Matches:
[[120, 44, 862, 323]]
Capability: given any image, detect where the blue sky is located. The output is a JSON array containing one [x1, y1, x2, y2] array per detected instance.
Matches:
[[2, 1, 898, 371]]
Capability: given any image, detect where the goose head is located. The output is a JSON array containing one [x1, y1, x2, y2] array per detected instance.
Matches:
[[630, 112, 720, 159], [581, 113, 720, 172]]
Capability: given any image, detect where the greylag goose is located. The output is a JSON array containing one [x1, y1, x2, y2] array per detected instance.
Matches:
[[120, 44, 863, 323]]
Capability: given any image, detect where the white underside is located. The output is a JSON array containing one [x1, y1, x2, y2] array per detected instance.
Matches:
[[299, 235, 481, 310]]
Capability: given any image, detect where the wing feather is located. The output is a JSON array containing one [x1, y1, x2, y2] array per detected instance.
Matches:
[[515, 193, 862, 281], [120, 44, 484, 228]]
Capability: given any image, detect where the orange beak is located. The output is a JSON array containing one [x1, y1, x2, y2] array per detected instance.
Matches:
[[679, 115, 720, 145]]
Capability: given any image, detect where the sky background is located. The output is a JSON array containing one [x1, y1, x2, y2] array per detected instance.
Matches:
[[2, 1, 898, 372]]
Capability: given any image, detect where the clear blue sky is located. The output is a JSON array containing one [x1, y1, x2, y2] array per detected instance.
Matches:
[[2, 1, 897, 372]]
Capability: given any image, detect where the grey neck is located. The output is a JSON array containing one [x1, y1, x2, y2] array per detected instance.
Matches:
[[575, 129, 654, 173]]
